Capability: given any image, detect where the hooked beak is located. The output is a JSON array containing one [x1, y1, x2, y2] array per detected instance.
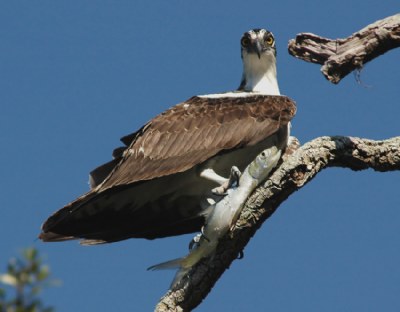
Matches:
[[255, 40, 263, 59]]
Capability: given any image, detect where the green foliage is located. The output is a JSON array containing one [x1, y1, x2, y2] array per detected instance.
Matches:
[[0, 248, 58, 312]]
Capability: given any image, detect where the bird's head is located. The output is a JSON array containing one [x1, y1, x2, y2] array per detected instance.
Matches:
[[240, 28, 276, 59], [238, 29, 280, 95]]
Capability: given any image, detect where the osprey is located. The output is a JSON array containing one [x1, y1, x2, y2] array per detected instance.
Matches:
[[40, 29, 296, 245]]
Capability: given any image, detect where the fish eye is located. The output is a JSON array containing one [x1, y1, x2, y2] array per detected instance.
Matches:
[[241, 37, 250, 47]]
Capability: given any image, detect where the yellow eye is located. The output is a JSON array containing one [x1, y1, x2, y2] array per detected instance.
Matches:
[[241, 37, 250, 47], [265, 36, 274, 45]]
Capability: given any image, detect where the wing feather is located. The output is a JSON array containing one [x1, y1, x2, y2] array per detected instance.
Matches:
[[40, 94, 296, 242], [95, 95, 295, 189]]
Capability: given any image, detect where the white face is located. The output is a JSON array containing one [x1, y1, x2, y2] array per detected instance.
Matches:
[[238, 29, 280, 95], [201, 29, 280, 97], [240, 29, 276, 58]]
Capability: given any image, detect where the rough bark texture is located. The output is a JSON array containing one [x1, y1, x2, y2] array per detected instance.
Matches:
[[155, 136, 400, 311], [287, 14, 400, 83]]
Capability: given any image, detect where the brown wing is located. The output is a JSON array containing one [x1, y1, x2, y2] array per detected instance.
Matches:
[[93, 95, 296, 189], [40, 94, 296, 243]]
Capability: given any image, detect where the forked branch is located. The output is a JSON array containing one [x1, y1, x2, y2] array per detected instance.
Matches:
[[155, 136, 400, 311], [288, 14, 400, 83]]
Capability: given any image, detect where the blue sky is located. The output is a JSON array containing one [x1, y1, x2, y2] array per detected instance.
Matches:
[[1, 2, 399, 311]]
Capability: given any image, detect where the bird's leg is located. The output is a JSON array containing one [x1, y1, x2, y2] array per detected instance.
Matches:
[[199, 168, 229, 185], [211, 166, 241, 196], [199, 167, 242, 195]]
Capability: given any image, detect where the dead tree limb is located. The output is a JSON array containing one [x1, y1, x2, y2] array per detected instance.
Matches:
[[155, 135, 400, 311], [288, 14, 400, 83]]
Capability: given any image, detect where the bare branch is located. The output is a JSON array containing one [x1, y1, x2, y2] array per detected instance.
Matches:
[[155, 135, 400, 311], [288, 14, 400, 83]]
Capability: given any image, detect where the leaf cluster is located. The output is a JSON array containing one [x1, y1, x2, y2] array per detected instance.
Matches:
[[0, 248, 58, 312]]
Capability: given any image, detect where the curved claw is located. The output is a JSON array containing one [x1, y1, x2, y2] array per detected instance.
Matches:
[[211, 185, 228, 196], [188, 233, 202, 250], [211, 166, 242, 196], [230, 166, 241, 187], [237, 250, 244, 260], [201, 226, 210, 242]]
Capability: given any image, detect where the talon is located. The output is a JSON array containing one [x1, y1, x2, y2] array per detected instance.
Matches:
[[230, 166, 241, 187], [201, 226, 210, 242], [237, 250, 244, 259], [211, 185, 228, 196], [189, 233, 202, 250], [211, 166, 241, 196]]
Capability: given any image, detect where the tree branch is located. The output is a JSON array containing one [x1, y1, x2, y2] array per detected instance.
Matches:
[[288, 14, 400, 83], [155, 135, 400, 311]]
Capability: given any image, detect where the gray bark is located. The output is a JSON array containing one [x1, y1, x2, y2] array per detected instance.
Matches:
[[155, 136, 400, 311], [287, 14, 400, 83]]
